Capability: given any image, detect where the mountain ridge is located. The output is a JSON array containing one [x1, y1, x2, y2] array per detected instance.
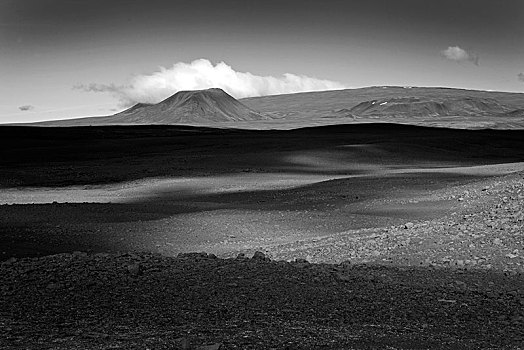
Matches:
[[27, 86, 524, 128]]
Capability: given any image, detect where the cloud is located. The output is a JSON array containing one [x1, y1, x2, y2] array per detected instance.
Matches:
[[441, 46, 479, 65], [75, 59, 347, 106], [18, 105, 34, 111], [518, 73, 524, 82], [73, 83, 121, 93]]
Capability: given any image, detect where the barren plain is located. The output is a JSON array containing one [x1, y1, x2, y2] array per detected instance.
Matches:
[[1, 122, 524, 348]]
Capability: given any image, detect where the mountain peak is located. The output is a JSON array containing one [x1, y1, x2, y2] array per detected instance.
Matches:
[[104, 87, 267, 124], [161, 87, 232, 104]]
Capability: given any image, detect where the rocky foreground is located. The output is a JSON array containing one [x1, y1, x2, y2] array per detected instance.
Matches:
[[1, 250, 523, 349], [1, 171, 524, 349], [228, 170, 524, 272]]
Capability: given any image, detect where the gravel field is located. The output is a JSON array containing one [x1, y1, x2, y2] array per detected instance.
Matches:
[[1, 170, 524, 349], [1, 124, 524, 349]]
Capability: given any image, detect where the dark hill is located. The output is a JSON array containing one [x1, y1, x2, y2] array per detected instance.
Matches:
[[38, 88, 268, 126], [147, 88, 268, 123]]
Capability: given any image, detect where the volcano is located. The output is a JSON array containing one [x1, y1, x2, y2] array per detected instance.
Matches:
[[117, 88, 268, 124], [41, 88, 268, 126], [30, 86, 524, 128]]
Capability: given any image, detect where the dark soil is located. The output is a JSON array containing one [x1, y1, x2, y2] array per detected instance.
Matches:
[[1, 124, 524, 349], [1, 251, 523, 350], [1, 169, 523, 349], [2, 124, 524, 188]]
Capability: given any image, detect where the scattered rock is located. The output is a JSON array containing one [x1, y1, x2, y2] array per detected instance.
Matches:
[[2, 257, 17, 265], [126, 263, 141, 276], [252, 251, 269, 261], [335, 272, 352, 282], [72, 251, 88, 257], [293, 258, 310, 268], [178, 252, 209, 261], [173, 337, 191, 350], [454, 280, 467, 289], [46, 282, 59, 290], [196, 343, 223, 350]]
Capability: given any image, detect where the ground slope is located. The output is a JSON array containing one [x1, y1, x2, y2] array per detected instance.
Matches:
[[2, 124, 524, 261], [2, 169, 524, 349], [2, 123, 524, 188], [1, 245, 523, 349], [1, 124, 524, 349]]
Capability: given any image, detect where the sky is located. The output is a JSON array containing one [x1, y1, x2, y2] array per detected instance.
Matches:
[[1, 0, 524, 123]]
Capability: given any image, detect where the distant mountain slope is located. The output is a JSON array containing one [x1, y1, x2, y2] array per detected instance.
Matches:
[[241, 86, 524, 119], [31, 86, 524, 128], [502, 109, 524, 118], [39, 88, 268, 126], [348, 96, 512, 118]]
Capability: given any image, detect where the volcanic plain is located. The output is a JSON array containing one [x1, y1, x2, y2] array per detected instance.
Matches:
[[2, 87, 524, 349]]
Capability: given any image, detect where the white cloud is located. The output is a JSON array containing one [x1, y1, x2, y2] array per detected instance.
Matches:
[[18, 105, 34, 111], [75, 59, 347, 106], [441, 46, 479, 65], [518, 73, 524, 82]]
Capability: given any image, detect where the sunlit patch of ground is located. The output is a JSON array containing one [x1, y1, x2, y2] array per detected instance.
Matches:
[[2, 162, 524, 260]]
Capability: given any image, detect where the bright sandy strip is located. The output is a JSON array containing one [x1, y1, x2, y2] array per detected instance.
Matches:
[[2, 162, 524, 205], [0, 173, 348, 205]]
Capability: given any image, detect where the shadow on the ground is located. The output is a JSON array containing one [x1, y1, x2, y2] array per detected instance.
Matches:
[[2, 123, 524, 263], [2, 123, 524, 187], [0, 170, 495, 260], [1, 252, 523, 349]]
